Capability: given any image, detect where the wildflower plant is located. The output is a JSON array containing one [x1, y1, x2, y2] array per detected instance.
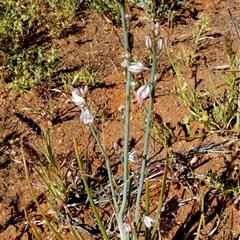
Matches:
[[22, 1, 183, 239], [71, 1, 173, 239]]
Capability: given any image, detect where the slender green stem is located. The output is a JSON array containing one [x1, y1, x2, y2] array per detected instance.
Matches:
[[236, 107, 240, 132], [151, 156, 169, 239], [119, 0, 132, 231], [43, 130, 59, 174], [134, 37, 158, 225], [195, 195, 205, 240], [120, 0, 130, 52], [145, 177, 150, 215], [31, 224, 43, 240], [145, 178, 150, 240], [69, 224, 84, 240], [74, 139, 110, 240], [120, 68, 131, 214], [90, 125, 118, 210], [165, 42, 182, 86]]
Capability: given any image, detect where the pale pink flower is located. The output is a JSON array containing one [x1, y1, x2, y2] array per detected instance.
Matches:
[[72, 89, 86, 108], [80, 109, 94, 124], [128, 149, 138, 163], [134, 85, 150, 106], [128, 62, 148, 73], [143, 216, 155, 229]]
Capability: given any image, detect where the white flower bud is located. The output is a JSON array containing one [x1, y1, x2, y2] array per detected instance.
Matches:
[[131, 81, 137, 88], [125, 14, 132, 21], [157, 37, 164, 51], [128, 149, 138, 163], [79, 85, 89, 96], [121, 59, 127, 68], [145, 35, 152, 50], [154, 22, 160, 37], [113, 141, 121, 151], [125, 51, 131, 60], [122, 223, 131, 232]]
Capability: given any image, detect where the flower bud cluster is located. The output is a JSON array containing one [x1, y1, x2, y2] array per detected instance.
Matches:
[[149, 22, 160, 37], [145, 22, 165, 52], [145, 35, 165, 52], [72, 86, 94, 125]]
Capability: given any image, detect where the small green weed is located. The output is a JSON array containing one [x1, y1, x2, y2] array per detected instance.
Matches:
[[90, 0, 121, 23], [175, 67, 239, 134], [0, 0, 83, 92], [166, 30, 240, 135], [23, 130, 83, 240], [129, 0, 170, 19], [128, 0, 183, 20], [60, 70, 97, 91], [0, 0, 82, 49], [207, 168, 240, 199], [5, 46, 58, 93], [192, 16, 210, 45]]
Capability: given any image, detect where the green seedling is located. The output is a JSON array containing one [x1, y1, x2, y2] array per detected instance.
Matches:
[[61, 70, 97, 91], [192, 16, 209, 45], [91, 0, 121, 23]]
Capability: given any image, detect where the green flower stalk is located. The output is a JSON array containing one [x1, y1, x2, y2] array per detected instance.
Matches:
[[74, 139, 110, 240], [134, 32, 158, 227], [119, 0, 132, 232]]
